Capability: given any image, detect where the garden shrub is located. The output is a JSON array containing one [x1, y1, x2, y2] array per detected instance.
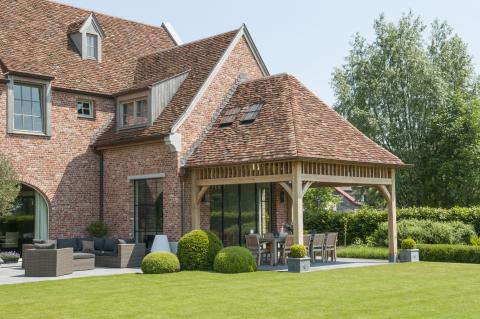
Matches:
[[371, 219, 475, 246], [418, 244, 480, 264], [304, 206, 480, 245], [86, 220, 108, 237], [401, 238, 416, 249], [213, 246, 256, 273], [289, 244, 307, 258], [470, 235, 480, 246], [337, 246, 389, 259], [177, 230, 223, 270], [141, 252, 180, 274]]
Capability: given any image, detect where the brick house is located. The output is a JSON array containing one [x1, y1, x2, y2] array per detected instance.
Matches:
[[0, 0, 405, 260]]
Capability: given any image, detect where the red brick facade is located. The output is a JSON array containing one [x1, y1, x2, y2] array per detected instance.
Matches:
[[0, 84, 115, 238]]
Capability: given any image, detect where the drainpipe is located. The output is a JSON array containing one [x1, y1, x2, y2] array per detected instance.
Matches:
[[99, 152, 104, 221], [179, 167, 186, 235]]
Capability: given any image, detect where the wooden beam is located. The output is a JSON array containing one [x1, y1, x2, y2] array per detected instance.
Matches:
[[191, 171, 201, 230], [376, 185, 391, 203], [302, 181, 313, 197], [279, 182, 293, 198], [292, 161, 304, 245], [387, 169, 397, 262], [196, 186, 210, 203], [196, 174, 292, 186], [301, 174, 392, 186]]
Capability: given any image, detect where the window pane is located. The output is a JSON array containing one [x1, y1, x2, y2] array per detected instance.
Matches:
[[21, 85, 31, 101], [14, 84, 22, 98], [31, 87, 40, 102], [14, 99, 22, 114], [122, 102, 134, 126], [23, 116, 33, 131], [135, 100, 148, 124], [77, 101, 83, 114], [33, 117, 43, 132], [32, 102, 41, 116], [22, 100, 32, 115], [14, 115, 23, 130], [86, 34, 98, 59]]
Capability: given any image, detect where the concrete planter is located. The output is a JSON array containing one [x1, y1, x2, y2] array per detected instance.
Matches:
[[287, 257, 311, 273], [399, 249, 419, 262]]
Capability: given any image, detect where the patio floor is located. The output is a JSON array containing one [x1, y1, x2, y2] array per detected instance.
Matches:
[[258, 258, 389, 272], [0, 262, 141, 286]]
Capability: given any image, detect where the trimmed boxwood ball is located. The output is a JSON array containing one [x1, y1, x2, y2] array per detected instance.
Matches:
[[177, 230, 223, 270], [289, 244, 307, 258], [141, 252, 180, 274], [213, 246, 256, 273], [401, 238, 417, 249]]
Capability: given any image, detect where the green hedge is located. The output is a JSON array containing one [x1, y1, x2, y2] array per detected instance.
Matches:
[[337, 246, 389, 259], [141, 252, 180, 274], [177, 230, 223, 271], [213, 246, 256, 273], [417, 244, 480, 264], [305, 206, 480, 245], [371, 219, 475, 246]]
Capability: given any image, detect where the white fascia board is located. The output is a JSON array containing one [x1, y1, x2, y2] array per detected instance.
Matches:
[[162, 22, 183, 45]]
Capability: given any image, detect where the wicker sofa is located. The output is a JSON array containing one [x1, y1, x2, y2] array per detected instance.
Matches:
[[23, 238, 145, 271], [24, 247, 74, 277]]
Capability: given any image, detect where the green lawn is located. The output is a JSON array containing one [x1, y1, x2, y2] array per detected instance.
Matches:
[[2, 262, 480, 319]]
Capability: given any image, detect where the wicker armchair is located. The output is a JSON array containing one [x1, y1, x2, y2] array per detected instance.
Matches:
[[245, 234, 272, 266], [310, 233, 326, 263], [24, 247, 73, 277]]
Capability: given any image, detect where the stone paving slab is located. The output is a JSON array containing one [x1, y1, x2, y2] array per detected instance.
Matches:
[[258, 258, 389, 272], [0, 262, 141, 285]]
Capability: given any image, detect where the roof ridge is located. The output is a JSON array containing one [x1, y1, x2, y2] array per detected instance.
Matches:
[[139, 28, 240, 60], [48, 0, 169, 32], [240, 72, 290, 84]]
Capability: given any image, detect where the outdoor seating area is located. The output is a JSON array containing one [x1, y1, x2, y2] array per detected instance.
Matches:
[[245, 232, 339, 266], [20, 238, 145, 277]]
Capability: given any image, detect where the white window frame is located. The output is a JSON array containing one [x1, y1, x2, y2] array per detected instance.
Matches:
[[77, 99, 94, 118], [86, 33, 98, 60], [117, 92, 151, 130], [7, 75, 52, 136]]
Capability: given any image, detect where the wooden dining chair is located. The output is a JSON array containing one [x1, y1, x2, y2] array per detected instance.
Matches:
[[245, 234, 271, 266], [324, 232, 338, 262], [311, 233, 326, 263], [280, 235, 295, 264]]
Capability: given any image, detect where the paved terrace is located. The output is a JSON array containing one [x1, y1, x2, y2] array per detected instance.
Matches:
[[0, 258, 388, 285]]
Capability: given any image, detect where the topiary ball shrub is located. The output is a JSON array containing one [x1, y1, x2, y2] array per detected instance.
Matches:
[[289, 244, 307, 258], [177, 230, 223, 270], [401, 238, 417, 249], [213, 246, 256, 273], [141, 251, 180, 274]]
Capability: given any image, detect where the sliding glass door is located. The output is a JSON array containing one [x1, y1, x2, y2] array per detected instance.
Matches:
[[209, 183, 272, 246]]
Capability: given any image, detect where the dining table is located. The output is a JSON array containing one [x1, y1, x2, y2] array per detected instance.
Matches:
[[259, 235, 286, 265]]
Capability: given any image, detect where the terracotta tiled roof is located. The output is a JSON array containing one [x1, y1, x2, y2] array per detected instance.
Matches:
[[0, 0, 176, 95], [186, 74, 405, 167], [94, 29, 239, 147]]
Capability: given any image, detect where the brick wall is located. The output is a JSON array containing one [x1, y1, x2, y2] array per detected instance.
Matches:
[[272, 183, 289, 232], [102, 142, 184, 240], [0, 84, 115, 238]]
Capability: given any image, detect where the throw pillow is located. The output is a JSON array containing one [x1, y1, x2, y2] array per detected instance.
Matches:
[[33, 242, 55, 249], [82, 240, 94, 253]]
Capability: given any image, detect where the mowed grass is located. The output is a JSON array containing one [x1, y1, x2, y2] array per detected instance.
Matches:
[[2, 262, 480, 319]]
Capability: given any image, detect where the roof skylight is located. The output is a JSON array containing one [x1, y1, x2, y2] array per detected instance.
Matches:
[[240, 102, 264, 124], [219, 106, 241, 127]]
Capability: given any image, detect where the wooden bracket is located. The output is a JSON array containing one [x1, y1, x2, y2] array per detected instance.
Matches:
[[279, 182, 293, 198], [376, 185, 391, 203], [196, 186, 210, 204], [302, 181, 313, 197]]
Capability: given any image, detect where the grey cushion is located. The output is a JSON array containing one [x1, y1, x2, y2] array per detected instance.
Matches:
[[82, 240, 94, 253], [103, 239, 118, 252], [94, 250, 116, 257], [57, 238, 79, 251], [93, 238, 105, 251], [73, 252, 95, 259], [118, 239, 127, 245], [33, 242, 55, 249]]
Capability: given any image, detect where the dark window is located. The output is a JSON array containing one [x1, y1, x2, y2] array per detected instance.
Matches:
[[77, 100, 93, 117], [13, 83, 44, 132], [219, 106, 241, 127], [134, 179, 163, 246], [240, 102, 264, 124]]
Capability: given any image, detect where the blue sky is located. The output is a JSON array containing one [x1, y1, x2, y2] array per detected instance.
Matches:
[[58, 0, 480, 105]]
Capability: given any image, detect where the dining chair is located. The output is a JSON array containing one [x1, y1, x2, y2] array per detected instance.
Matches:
[[0, 232, 19, 248], [324, 232, 338, 262], [303, 234, 312, 257], [311, 233, 326, 263], [280, 235, 295, 264], [245, 234, 271, 266]]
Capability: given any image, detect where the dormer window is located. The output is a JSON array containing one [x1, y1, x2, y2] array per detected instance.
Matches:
[[118, 97, 149, 129], [68, 12, 105, 62], [86, 34, 98, 59]]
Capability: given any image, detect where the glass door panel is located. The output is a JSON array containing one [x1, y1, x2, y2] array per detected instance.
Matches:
[[240, 184, 256, 244], [223, 185, 239, 246], [209, 186, 223, 241], [257, 183, 272, 235], [134, 179, 163, 247]]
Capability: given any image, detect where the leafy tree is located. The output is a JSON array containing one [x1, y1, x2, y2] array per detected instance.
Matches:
[[0, 153, 20, 215], [332, 12, 480, 207], [304, 187, 341, 212]]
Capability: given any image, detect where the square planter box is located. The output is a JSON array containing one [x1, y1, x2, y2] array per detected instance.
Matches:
[[399, 249, 419, 262], [287, 257, 311, 273]]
